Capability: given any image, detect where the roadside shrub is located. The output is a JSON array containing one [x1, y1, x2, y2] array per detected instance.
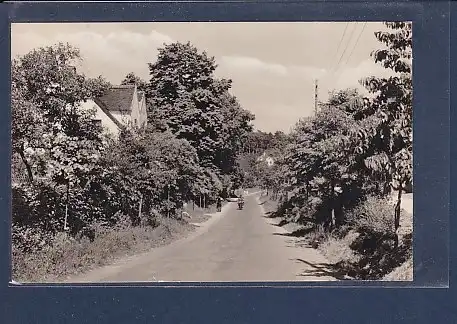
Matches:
[[383, 256, 413, 281], [11, 224, 52, 254], [112, 212, 133, 230], [12, 217, 195, 282], [332, 223, 352, 240], [348, 196, 394, 235], [318, 230, 360, 264], [344, 196, 396, 256], [12, 183, 66, 235], [140, 208, 161, 227], [305, 224, 329, 249]]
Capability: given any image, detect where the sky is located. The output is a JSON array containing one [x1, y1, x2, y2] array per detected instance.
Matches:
[[11, 22, 395, 133]]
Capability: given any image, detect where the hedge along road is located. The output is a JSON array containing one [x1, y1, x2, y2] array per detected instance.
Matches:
[[67, 191, 337, 283]]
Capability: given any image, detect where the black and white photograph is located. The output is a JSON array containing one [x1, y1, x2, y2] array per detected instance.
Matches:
[[10, 21, 413, 283]]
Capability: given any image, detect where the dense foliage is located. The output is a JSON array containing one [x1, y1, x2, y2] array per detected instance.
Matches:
[[241, 130, 291, 154], [260, 22, 412, 255], [237, 130, 292, 189], [12, 24, 412, 281], [12, 42, 255, 257], [146, 42, 255, 182], [12, 44, 111, 253]]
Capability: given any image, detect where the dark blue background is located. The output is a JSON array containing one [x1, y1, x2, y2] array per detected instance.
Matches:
[[1, 1, 454, 323]]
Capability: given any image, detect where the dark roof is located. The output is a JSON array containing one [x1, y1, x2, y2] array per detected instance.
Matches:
[[96, 85, 135, 112]]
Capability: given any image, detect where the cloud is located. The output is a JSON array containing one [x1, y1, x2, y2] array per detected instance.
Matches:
[[10, 23, 397, 133], [220, 55, 288, 75], [11, 27, 175, 83], [336, 59, 393, 88], [252, 103, 312, 133], [219, 55, 327, 80], [293, 65, 327, 80], [100, 30, 174, 53], [317, 58, 396, 100]]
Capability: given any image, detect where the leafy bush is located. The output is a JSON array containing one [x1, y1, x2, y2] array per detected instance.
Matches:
[[347, 196, 395, 235], [318, 230, 360, 264], [11, 224, 51, 254], [11, 41, 255, 282], [12, 215, 193, 282], [305, 225, 329, 249]]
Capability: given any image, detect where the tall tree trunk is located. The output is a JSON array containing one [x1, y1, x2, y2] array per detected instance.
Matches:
[[138, 194, 143, 221], [305, 179, 310, 202], [167, 185, 170, 218], [330, 180, 336, 232], [393, 181, 403, 249], [64, 180, 70, 231], [17, 144, 33, 183]]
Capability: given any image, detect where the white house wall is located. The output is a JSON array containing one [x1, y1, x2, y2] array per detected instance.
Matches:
[[139, 96, 147, 127], [79, 99, 121, 137], [129, 87, 141, 128], [80, 85, 148, 139], [111, 111, 131, 129]]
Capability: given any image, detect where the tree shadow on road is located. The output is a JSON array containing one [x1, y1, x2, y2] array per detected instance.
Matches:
[[294, 258, 352, 280], [273, 227, 314, 237], [287, 238, 315, 249], [270, 219, 289, 227], [263, 211, 278, 219]]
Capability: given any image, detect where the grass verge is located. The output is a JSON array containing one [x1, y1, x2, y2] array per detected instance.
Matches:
[[267, 194, 413, 281], [312, 229, 412, 280], [12, 205, 219, 283]]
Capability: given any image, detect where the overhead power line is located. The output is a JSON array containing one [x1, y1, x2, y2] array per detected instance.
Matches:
[[331, 22, 358, 75], [340, 22, 368, 72], [332, 22, 349, 64], [323, 22, 349, 80]]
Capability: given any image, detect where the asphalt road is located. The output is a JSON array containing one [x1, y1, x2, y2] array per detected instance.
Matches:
[[68, 192, 337, 283]]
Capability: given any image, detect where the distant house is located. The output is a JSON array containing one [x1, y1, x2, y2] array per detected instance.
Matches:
[[256, 151, 275, 167], [80, 84, 147, 138], [265, 157, 275, 167]]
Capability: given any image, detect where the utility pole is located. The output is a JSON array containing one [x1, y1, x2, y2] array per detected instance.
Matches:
[[314, 79, 319, 116]]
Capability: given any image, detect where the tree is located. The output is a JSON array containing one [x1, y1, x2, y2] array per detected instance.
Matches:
[[283, 89, 368, 229], [12, 42, 111, 185], [11, 86, 44, 183], [11, 43, 111, 236], [101, 127, 220, 220], [357, 22, 413, 245], [146, 42, 254, 177], [121, 72, 147, 92], [242, 130, 291, 155]]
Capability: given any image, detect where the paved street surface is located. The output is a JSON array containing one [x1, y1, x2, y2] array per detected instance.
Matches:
[[68, 192, 337, 283]]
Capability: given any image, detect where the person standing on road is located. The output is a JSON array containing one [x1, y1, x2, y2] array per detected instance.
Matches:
[[216, 196, 222, 212], [237, 195, 244, 210]]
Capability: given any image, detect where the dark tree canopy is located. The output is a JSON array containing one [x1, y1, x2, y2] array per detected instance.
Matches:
[[11, 42, 111, 185], [242, 130, 292, 154], [146, 42, 254, 177]]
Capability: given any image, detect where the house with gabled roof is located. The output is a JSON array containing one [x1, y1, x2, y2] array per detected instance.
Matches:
[[80, 84, 147, 138], [256, 151, 275, 167]]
